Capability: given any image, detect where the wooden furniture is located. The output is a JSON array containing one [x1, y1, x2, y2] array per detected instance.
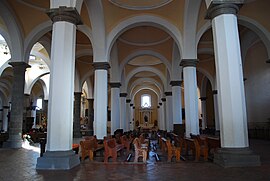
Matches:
[[120, 135, 132, 153], [133, 138, 148, 163], [104, 138, 124, 162], [80, 137, 104, 161], [166, 140, 181, 162], [72, 144, 79, 154], [193, 135, 208, 161]]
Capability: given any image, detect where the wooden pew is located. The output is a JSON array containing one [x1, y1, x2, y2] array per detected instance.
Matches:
[[166, 139, 181, 162], [120, 135, 133, 153], [133, 138, 148, 163], [104, 138, 124, 162], [80, 136, 104, 161]]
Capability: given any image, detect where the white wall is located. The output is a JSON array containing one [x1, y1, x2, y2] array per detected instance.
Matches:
[[244, 41, 270, 128]]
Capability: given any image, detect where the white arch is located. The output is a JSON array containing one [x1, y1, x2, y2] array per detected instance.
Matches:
[[82, 78, 93, 99], [124, 67, 166, 92], [197, 67, 215, 90], [120, 50, 172, 77], [131, 86, 160, 104], [196, 16, 270, 59], [106, 15, 183, 60], [30, 50, 51, 69], [0, 62, 11, 77], [25, 72, 50, 95], [0, 27, 12, 53], [0, 1, 24, 61], [238, 15, 270, 59], [128, 77, 163, 98], [24, 21, 52, 63]]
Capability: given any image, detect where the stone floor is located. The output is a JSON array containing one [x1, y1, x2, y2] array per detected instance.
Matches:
[[0, 139, 270, 181]]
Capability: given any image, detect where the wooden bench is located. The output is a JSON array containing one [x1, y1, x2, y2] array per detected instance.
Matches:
[[133, 138, 148, 163], [80, 136, 104, 161], [120, 135, 133, 153], [104, 138, 124, 162], [166, 139, 181, 162]]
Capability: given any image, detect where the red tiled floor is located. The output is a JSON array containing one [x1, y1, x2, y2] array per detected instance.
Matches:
[[0, 139, 269, 181]]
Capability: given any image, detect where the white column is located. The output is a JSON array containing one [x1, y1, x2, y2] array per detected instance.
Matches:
[[181, 60, 199, 137], [120, 93, 127, 131], [126, 99, 131, 131], [210, 7, 248, 148], [31, 109, 37, 128], [46, 20, 76, 151], [110, 83, 121, 134], [36, 7, 82, 170], [93, 63, 110, 139], [212, 90, 220, 131], [200, 97, 207, 130], [170, 81, 183, 125], [165, 92, 173, 131], [2, 107, 9, 132]]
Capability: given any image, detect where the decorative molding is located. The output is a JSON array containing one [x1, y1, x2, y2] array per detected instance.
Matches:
[[74, 92, 82, 95], [92, 62, 110, 70], [206, 1, 243, 19], [120, 93, 127, 97], [3, 106, 10, 109], [130, 103, 133, 107], [133, 106, 135, 109], [109, 82, 121, 88], [108, 0, 173, 10], [119, 36, 171, 47], [180, 59, 199, 67], [46, 6, 82, 25], [212, 90, 218, 95], [161, 98, 166, 102], [159, 103, 162, 106], [164, 91, 172, 96], [126, 99, 131, 103], [170, 80, 182, 87], [199, 97, 207, 101]]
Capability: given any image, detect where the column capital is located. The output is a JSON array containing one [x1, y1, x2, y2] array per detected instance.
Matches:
[[164, 91, 172, 96], [159, 103, 162, 106], [199, 97, 207, 101], [126, 99, 131, 103], [170, 80, 182, 87], [9, 62, 31, 69], [92, 62, 110, 70], [130, 103, 133, 107], [120, 93, 127, 97], [87, 98, 94, 101], [46, 6, 82, 25], [212, 90, 218, 94], [161, 98, 166, 102], [205, 1, 243, 19], [180, 59, 199, 67], [109, 82, 121, 88], [157, 106, 160, 109], [266, 59, 270, 63]]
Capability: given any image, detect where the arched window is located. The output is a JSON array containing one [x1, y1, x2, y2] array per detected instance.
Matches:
[[141, 94, 151, 108]]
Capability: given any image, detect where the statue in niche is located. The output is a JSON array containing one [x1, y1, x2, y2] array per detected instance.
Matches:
[[144, 115, 148, 123]]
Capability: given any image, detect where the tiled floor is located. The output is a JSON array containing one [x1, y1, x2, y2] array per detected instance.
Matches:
[[0, 139, 270, 181]]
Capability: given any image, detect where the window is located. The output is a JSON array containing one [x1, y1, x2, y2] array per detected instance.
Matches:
[[36, 98, 42, 110], [141, 94, 151, 108]]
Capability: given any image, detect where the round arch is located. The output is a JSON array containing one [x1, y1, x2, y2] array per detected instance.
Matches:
[[124, 67, 166, 92], [120, 50, 172, 77], [106, 15, 183, 60]]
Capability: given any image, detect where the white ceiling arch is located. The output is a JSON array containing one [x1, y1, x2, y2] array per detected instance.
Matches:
[[106, 14, 183, 61], [128, 77, 163, 99], [131, 86, 160, 105], [120, 50, 172, 77], [124, 66, 166, 92]]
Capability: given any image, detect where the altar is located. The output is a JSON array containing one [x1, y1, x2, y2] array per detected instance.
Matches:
[[138, 108, 154, 129]]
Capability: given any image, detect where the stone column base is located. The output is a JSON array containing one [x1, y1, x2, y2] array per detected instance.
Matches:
[[36, 150, 80, 170], [214, 148, 261, 168], [3, 140, 22, 148]]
